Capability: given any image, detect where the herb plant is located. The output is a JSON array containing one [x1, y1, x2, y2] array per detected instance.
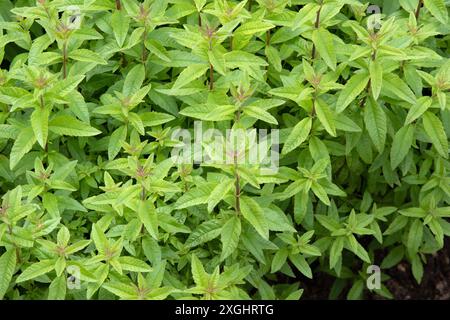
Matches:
[[0, 0, 449, 300]]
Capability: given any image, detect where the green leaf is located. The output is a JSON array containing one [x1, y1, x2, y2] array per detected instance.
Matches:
[[240, 196, 269, 240], [68, 49, 107, 65], [108, 125, 127, 160], [0, 250, 16, 299], [138, 200, 159, 240], [9, 127, 36, 169], [31, 107, 49, 149], [118, 256, 152, 272], [220, 216, 241, 261], [102, 282, 136, 299], [49, 116, 101, 137], [407, 219, 423, 256], [236, 20, 274, 36], [173, 64, 209, 89], [369, 59, 383, 99], [312, 27, 336, 70], [411, 254, 424, 283], [185, 220, 222, 248], [16, 260, 55, 283], [271, 248, 288, 273], [282, 117, 312, 155], [191, 255, 208, 287], [364, 97, 387, 153], [330, 237, 344, 269], [48, 276, 66, 300], [289, 254, 312, 279], [405, 96, 432, 125], [315, 99, 336, 136], [382, 74, 416, 104], [422, 111, 449, 158], [243, 105, 278, 125], [208, 48, 226, 76], [123, 64, 145, 97], [423, 0, 448, 24], [207, 179, 234, 212], [336, 72, 370, 113], [111, 10, 129, 47], [390, 125, 414, 169]]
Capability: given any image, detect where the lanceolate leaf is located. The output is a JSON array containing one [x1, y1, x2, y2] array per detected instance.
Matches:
[[423, 0, 448, 24], [220, 216, 241, 261], [282, 117, 312, 155], [364, 98, 387, 153], [1, 0, 449, 302], [336, 72, 370, 113], [312, 28, 336, 71], [315, 99, 336, 137], [369, 59, 383, 99], [49, 116, 101, 137], [422, 111, 449, 158], [138, 200, 159, 240], [239, 196, 269, 240], [0, 250, 16, 299], [10, 127, 36, 170], [30, 108, 49, 149], [390, 125, 415, 169], [16, 260, 55, 283]]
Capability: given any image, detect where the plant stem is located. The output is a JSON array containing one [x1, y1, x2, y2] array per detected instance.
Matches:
[[141, 25, 148, 65], [415, 0, 423, 20], [62, 40, 68, 79], [234, 106, 242, 215], [209, 63, 214, 90], [234, 159, 241, 215], [198, 13, 202, 27], [311, 6, 322, 60], [311, 91, 317, 116], [115, 0, 121, 10], [140, 186, 146, 200], [248, 0, 253, 12]]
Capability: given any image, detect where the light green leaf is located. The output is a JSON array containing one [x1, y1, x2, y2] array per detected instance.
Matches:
[[207, 179, 234, 212], [10, 127, 36, 170], [364, 98, 387, 153], [422, 111, 449, 158], [243, 105, 278, 125], [138, 200, 159, 240], [49, 116, 101, 137], [240, 196, 269, 240], [173, 64, 209, 89], [48, 276, 66, 300], [282, 117, 312, 155], [405, 96, 432, 125], [68, 49, 107, 65], [16, 260, 55, 283], [312, 27, 336, 70], [423, 0, 448, 24], [30, 107, 49, 149], [0, 250, 16, 299], [220, 216, 241, 261], [118, 256, 152, 272], [369, 59, 383, 99], [336, 72, 370, 113], [123, 64, 145, 97], [315, 99, 336, 136], [111, 10, 129, 47], [391, 125, 415, 169]]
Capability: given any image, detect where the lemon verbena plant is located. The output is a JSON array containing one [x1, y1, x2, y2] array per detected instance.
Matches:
[[0, 0, 449, 300]]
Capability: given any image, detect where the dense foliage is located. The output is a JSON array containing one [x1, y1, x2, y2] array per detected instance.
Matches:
[[0, 0, 449, 300]]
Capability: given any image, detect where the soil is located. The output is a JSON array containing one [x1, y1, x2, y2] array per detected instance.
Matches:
[[301, 238, 450, 300]]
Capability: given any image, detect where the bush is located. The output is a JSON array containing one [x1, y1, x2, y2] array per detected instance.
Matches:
[[0, 0, 449, 300]]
